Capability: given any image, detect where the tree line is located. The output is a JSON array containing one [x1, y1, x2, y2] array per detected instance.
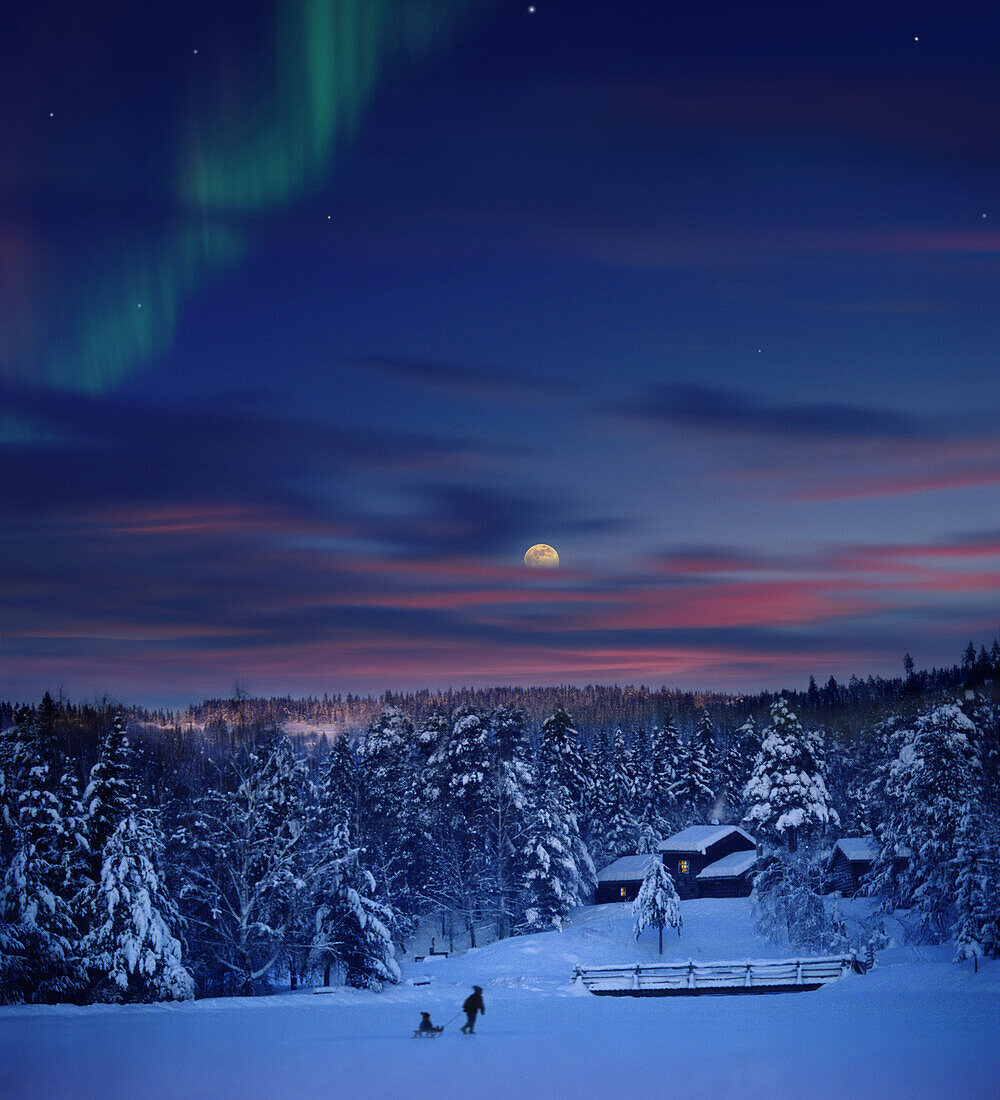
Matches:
[[1, 645, 998, 1003]]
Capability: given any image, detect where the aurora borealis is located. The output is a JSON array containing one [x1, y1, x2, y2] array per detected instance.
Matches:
[[3, 1, 1000, 704], [2, 0, 486, 394]]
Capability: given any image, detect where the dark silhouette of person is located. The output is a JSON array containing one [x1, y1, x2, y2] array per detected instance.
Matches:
[[417, 1011, 442, 1034], [460, 985, 485, 1034]]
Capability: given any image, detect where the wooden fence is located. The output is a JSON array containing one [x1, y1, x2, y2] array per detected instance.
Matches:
[[572, 955, 860, 996]]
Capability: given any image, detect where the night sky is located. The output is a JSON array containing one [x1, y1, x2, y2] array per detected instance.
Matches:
[[3, 1, 1000, 705]]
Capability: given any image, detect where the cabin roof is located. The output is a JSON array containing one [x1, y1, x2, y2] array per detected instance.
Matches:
[[696, 850, 758, 880], [658, 824, 756, 854], [833, 837, 877, 864], [595, 854, 655, 883]]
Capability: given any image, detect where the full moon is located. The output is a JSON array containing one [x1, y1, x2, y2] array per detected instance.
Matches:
[[524, 543, 559, 568]]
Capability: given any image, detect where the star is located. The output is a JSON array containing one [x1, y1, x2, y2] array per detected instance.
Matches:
[[49, 112, 54, 118], [913, 36, 919, 42], [528, 5, 536, 12], [982, 213, 988, 219]]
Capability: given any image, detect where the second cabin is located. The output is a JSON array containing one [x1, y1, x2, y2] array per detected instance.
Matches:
[[657, 824, 758, 900]]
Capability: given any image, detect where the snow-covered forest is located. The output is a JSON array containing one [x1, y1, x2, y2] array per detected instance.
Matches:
[[2, 643, 999, 1003]]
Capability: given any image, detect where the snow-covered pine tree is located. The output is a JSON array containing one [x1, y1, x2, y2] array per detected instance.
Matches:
[[634, 805, 661, 855], [537, 705, 594, 818], [81, 714, 135, 878], [736, 715, 760, 764], [602, 728, 639, 862], [359, 708, 413, 829], [0, 707, 42, 866], [671, 727, 714, 826], [0, 758, 87, 1003], [310, 821, 400, 990], [693, 710, 716, 774], [317, 734, 359, 837], [743, 699, 838, 851], [632, 856, 681, 953], [536, 705, 596, 898], [80, 808, 193, 1002], [415, 708, 449, 766], [487, 704, 534, 938], [952, 808, 999, 967], [518, 786, 587, 933], [868, 704, 985, 941], [251, 730, 312, 988], [358, 707, 421, 939], [714, 730, 748, 822], [435, 705, 491, 812], [646, 720, 682, 832]]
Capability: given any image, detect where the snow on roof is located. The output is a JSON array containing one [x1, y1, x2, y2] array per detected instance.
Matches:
[[834, 837, 877, 863], [696, 851, 758, 880], [595, 855, 656, 883], [658, 825, 755, 854]]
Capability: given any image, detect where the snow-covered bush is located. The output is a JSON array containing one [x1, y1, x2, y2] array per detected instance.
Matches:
[[750, 852, 848, 953]]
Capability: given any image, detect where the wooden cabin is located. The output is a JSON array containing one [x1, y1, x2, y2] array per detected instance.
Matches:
[[827, 837, 877, 895], [658, 825, 758, 900], [595, 855, 654, 903], [695, 850, 758, 897]]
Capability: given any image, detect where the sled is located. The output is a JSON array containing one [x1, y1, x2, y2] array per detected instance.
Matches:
[[412, 1029, 443, 1038]]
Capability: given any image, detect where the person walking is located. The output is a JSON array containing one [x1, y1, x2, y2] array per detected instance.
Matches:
[[460, 985, 485, 1034]]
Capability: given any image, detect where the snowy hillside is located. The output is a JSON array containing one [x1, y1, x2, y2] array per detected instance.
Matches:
[[2, 898, 997, 1100]]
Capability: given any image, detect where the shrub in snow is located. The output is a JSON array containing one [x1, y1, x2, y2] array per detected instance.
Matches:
[[750, 851, 847, 953], [80, 810, 193, 1002], [632, 857, 681, 954], [743, 698, 838, 851]]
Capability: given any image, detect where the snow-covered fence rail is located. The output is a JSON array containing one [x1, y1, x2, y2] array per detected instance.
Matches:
[[572, 955, 861, 996]]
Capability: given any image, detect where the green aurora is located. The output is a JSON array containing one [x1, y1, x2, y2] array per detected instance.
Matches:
[[4, 0, 489, 399]]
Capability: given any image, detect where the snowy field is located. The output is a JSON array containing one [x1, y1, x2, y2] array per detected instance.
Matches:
[[1, 899, 997, 1100]]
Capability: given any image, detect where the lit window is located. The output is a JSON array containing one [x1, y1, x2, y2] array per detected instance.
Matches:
[[678, 859, 690, 874], [620, 886, 627, 898]]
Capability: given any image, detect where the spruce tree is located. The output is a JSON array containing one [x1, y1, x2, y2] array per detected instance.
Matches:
[[317, 735, 359, 835], [602, 728, 638, 861], [80, 809, 193, 1002], [0, 759, 87, 1003], [743, 699, 838, 851], [953, 809, 1000, 967], [537, 705, 593, 817], [81, 714, 135, 878], [311, 822, 400, 990], [647, 720, 682, 831], [671, 728, 714, 825], [519, 787, 587, 932], [487, 704, 534, 938], [632, 857, 682, 954], [869, 704, 984, 941]]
